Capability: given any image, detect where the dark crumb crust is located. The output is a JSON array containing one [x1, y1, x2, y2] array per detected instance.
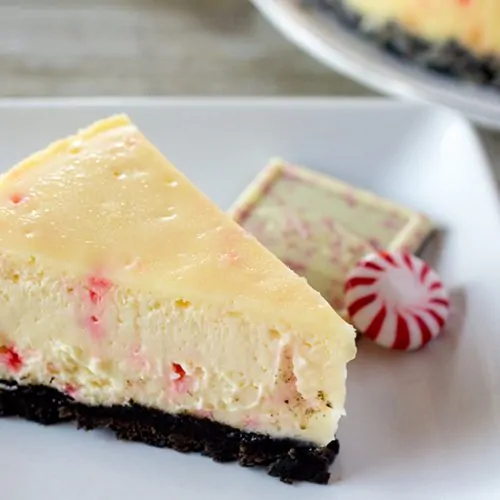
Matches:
[[0, 380, 338, 484], [306, 0, 500, 90]]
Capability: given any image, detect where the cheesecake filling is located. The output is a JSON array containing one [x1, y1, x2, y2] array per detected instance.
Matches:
[[0, 253, 351, 446]]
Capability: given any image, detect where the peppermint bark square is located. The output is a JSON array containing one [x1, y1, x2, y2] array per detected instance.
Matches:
[[229, 159, 434, 318]]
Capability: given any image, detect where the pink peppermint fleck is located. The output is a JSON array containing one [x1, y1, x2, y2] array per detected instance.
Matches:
[[322, 217, 336, 232], [84, 315, 106, 341], [87, 276, 112, 304], [222, 248, 240, 264], [283, 259, 307, 274], [285, 215, 310, 239], [382, 217, 398, 229], [283, 167, 300, 181], [285, 215, 295, 233], [64, 384, 78, 398], [342, 189, 358, 208], [78, 274, 113, 341], [236, 206, 252, 224], [301, 220, 312, 238], [271, 194, 286, 206], [169, 363, 198, 398], [130, 343, 151, 372], [368, 238, 382, 250], [330, 251, 341, 265], [194, 409, 214, 420], [10, 193, 25, 205], [261, 179, 274, 196], [304, 247, 316, 259], [243, 415, 261, 429], [0, 345, 23, 372]]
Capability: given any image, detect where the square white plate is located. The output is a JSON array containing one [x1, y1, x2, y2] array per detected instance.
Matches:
[[1, 98, 499, 500]]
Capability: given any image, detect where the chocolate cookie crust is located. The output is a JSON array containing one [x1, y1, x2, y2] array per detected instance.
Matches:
[[0, 380, 339, 484]]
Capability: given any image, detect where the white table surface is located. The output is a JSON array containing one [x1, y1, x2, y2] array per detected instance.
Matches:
[[2, 0, 499, 181]]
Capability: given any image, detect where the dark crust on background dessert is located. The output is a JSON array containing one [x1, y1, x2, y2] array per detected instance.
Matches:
[[305, 0, 500, 90], [0, 380, 339, 484]]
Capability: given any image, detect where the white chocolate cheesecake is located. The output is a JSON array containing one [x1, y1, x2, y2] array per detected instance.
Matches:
[[0, 116, 356, 483]]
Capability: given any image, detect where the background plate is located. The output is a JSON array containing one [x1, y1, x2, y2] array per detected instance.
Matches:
[[251, 0, 500, 129], [0, 98, 499, 500]]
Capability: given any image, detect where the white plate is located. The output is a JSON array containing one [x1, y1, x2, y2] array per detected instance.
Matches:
[[1, 98, 499, 500], [251, 0, 500, 129]]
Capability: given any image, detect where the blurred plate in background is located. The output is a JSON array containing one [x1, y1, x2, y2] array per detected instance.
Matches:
[[251, 0, 500, 129]]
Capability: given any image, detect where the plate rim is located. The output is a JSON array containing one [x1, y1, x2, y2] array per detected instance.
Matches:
[[0, 95, 468, 107], [0, 94, 479, 118]]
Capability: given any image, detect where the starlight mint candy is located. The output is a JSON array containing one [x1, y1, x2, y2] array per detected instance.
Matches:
[[345, 252, 450, 351]]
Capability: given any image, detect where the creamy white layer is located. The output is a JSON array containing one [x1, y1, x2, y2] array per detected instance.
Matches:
[[0, 254, 349, 445]]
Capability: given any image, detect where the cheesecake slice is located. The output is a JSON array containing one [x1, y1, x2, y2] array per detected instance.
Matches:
[[0, 116, 356, 484]]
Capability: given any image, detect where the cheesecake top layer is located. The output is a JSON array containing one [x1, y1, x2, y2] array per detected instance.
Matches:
[[0, 114, 355, 348], [344, 0, 500, 56]]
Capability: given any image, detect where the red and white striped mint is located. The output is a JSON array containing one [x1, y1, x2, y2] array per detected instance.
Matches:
[[345, 252, 450, 351]]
